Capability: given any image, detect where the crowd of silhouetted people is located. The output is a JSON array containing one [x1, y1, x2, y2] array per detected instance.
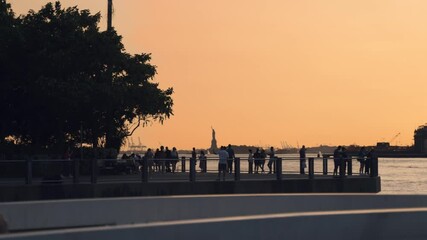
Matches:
[[332, 146, 376, 176], [246, 147, 278, 174], [138, 146, 180, 173], [127, 146, 209, 174], [117, 144, 377, 178]]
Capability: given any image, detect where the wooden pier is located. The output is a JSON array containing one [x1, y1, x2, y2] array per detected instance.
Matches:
[[0, 156, 381, 201]]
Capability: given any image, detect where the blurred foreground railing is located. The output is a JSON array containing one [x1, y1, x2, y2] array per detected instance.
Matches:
[[0, 155, 378, 185]]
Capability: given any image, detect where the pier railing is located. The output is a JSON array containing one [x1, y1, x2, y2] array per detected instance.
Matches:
[[0, 155, 378, 185]]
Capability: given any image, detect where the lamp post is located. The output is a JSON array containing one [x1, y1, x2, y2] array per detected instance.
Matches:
[[107, 0, 113, 31], [74, 121, 83, 184]]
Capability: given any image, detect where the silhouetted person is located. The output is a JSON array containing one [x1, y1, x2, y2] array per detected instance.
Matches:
[[267, 147, 275, 174], [159, 146, 166, 173], [154, 148, 160, 172], [226, 144, 235, 174], [357, 147, 366, 174], [299, 145, 306, 174], [199, 150, 207, 173], [191, 147, 197, 170], [217, 146, 229, 181], [165, 147, 172, 172], [254, 148, 261, 173], [144, 148, 154, 173], [248, 149, 254, 174], [260, 149, 266, 173], [333, 146, 342, 176], [129, 153, 138, 174], [191, 147, 197, 159], [366, 148, 376, 175], [171, 147, 179, 173]]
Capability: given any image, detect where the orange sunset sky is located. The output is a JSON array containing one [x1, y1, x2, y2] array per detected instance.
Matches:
[[9, 0, 427, 150]]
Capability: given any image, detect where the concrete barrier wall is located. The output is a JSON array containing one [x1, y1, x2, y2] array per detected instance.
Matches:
[[0, 177, 381, 202], [1, 208, 427, 240], [1, 194, 427, 231]]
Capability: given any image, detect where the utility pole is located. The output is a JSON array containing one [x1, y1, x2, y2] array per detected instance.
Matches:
[[107, 0, 113, 31]]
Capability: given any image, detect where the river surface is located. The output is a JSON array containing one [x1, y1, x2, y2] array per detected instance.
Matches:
[[377, 158, 427, 194]]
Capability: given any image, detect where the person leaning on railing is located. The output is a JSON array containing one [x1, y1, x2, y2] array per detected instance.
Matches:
[[254, 148, 261, 174], [226, 144, 235, 174], [248, 149, 254, 174], [217, 146, 229, 181], [341, 147, 348, 174], [299, 145, 307, 174], [357, 147, 366, 175], [199, 150, 207, 173], [333, 146, 341, 176], [267, 147, 275, 174], [260, 149, 266, 173], [165, 147, 172, 173], [171, 147, 179, 173]]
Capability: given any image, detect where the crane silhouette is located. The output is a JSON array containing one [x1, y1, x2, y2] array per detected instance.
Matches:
[[389, 132, 401, 145]]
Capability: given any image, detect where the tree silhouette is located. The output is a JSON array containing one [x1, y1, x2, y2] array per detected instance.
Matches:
[[0, 1, 173, 155]]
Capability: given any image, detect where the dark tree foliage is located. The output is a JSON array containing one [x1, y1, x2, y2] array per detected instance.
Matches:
[[0, 1, 173, 155]]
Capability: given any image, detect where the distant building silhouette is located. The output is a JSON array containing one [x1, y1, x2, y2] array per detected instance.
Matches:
[[414, 125, 427, 153], [376, 142, 390, 149], [210, 127, 218, 154]]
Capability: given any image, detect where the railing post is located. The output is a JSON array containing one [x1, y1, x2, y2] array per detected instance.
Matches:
[[276, 157, 282, 180], [91, 158, 98, 184], [339, 157, 346, 178], [142, 156, 148, 182], [189, 157, 196, 182], [370, 156, 378, 177], [73, 158, 80, 184], [323, 156, 328, 175], [234, 158, 240, 181], [347, 157, 353, 176], [181, 157, 186, 172], [308, 157, 314, 179], [273, 157, 276, 173], [26, 158, 32, 185]]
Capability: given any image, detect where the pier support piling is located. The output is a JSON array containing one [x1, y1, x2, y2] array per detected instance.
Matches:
[[234, 158, 240, 181], [181, 157, 186, 173], [308, 158, 314, 179], [276, 157, 282, 180], [370, 156, 378, 177], [189, 158, 196, 182], [142, 157, 148, 182], [347, 158, 352, 176]]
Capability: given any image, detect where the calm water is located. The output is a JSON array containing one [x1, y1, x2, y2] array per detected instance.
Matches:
[[194, 154, 427, 194], [378, 158, 427, 194]]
